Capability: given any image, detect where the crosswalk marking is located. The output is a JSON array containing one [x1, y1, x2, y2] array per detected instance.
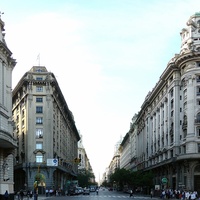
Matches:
[[68, 195, 158, 198]]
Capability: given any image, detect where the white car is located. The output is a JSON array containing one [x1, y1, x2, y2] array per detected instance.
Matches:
[[83, 188, 90, 195], [75, 187, 83, 195]]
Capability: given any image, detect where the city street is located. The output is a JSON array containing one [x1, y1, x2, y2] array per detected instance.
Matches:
[[36, 189, 158, 200]]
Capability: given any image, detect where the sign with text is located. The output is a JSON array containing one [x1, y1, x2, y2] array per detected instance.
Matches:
[[47, 159, 58, 166]]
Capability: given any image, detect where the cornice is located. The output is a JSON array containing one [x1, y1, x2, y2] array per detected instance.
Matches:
[[175, 51, 200, 67]]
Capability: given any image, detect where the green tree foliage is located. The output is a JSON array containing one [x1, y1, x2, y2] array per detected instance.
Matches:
[[109, 169, 154, 189], [130, 170, 154, 187], [35, 173, 45, 183], [109, 168, 132, 188], [77, 169, 96, 188], [101, 180, 109, 187]]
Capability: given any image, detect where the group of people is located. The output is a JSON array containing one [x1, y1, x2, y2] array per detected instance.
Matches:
[[45, 188, 62, 196], [17, 190, 33, 200], [160, 189, 198, 200]]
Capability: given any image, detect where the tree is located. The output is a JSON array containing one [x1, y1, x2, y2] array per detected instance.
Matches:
[[109, 168, 132, 189], [109, 168, 154, 193], [77, 169, 96, 187]]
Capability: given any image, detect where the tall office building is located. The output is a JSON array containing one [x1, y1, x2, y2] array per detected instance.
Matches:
[[0, 15, 17, 199], [12, 66, 80, 194]]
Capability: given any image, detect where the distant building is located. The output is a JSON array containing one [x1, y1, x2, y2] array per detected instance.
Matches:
[[121, 12, 200, 193], [78, 135, 95, 183], [12, 66, 80, 193], [0, 15, 17, 198], [106, 139, 121, 183]]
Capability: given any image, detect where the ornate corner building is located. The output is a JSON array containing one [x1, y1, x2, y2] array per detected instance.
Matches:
[[0, 16, 17, 197], [120, 12, 200, 192], [12, 66, 80, 193]]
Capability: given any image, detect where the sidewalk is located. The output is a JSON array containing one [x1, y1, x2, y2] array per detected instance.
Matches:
[[14, 195, 51, 200]]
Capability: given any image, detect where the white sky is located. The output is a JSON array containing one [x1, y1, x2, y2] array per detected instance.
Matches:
[[1, 0, 200, 181]]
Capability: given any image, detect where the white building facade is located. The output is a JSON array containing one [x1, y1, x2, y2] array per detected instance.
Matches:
[[0, 15, 17, 199], [128, 12, 200, 192]]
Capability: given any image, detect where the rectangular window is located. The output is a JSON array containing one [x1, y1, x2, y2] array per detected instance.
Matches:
[[197, 128, 200, 137], [36, 97, 43, 103], [36, 142, 43, 149], [22, 110, 25, 118], [36, 155, 43, 163], [22, 120, 25, 127], [36, 77, 43, 80], [197, 87, 200, 96], [170, 150, 173, 158], [171, 100, 174, 109], [36, 129, 43, 138], [36, 86, 43, 92], [36, 117, 43, 124], [36, 106, 43, 113], [198, 144, 200, 153], [183, 145, 186, 154], [170, 89, 173, 97]]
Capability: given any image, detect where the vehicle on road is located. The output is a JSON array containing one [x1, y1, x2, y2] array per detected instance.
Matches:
[[75, 187, 83, 195], [83, 188, 90, 195]]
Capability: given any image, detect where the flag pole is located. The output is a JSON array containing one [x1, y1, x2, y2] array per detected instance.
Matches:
[[37, 54, 40, 66]]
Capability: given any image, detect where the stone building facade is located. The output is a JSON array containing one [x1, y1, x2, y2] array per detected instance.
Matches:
[[78, 136, 95, 183], [0, 15, 17, 199], [127, 12, 200, 192], [12, 66, 80, 194]]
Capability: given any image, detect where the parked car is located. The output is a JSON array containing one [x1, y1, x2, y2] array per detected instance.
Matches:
[[75, 187, 83, 195], [83, 188, 90, 195]]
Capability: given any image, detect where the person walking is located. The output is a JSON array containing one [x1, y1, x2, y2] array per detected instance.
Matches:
[[20, 190, 24, 200], [130, 189, 133, 197], [150, 190, 153, 198], [4, 190, 9, 200], [45, 189, 49, 197]]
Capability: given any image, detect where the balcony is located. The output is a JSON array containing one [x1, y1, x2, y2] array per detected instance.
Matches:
[[0, 131, 18, 148]]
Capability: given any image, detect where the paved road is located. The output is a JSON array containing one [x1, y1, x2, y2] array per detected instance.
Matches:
[[33, 189, 159, 200]]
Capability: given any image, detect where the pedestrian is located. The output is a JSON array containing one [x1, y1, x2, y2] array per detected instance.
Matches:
[[4, 190, 9, 200], [20, 190, 24, 200], [45, 189, 49, 197], [150, 190, 153, 198], [130, 189, 133, 197], [29, 191, 33, 198]]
